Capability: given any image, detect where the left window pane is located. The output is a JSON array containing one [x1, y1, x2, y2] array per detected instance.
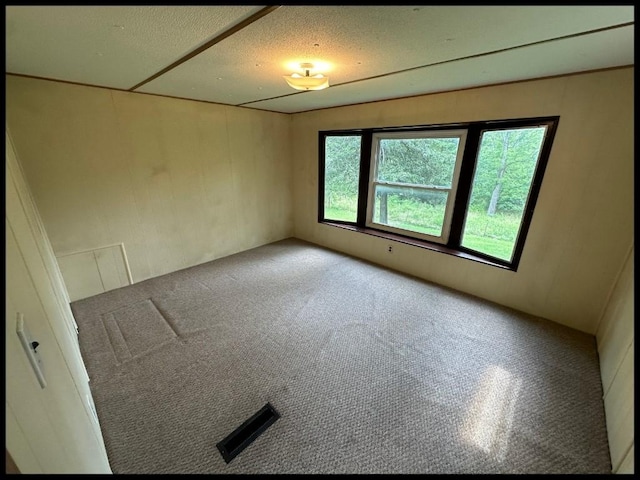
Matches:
[[324, 135, 361, 222]]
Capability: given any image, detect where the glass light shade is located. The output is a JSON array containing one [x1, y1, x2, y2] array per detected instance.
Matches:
[[283, 72, 329, 91]]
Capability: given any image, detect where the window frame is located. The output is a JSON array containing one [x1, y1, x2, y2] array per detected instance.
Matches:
[[318, 116, 560, 271], [366, 129, 468, 244]]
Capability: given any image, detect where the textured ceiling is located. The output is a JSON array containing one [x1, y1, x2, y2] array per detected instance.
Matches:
[[5, 5, 635, 114]]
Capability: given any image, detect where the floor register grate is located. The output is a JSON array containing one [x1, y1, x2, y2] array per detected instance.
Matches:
[[216, 403, 280, 464]]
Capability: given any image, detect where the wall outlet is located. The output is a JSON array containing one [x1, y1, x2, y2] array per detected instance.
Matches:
[[387, 244, 393, 254]]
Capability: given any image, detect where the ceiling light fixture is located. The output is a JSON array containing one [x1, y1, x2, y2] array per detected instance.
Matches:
[[283, 63, 329, 91]]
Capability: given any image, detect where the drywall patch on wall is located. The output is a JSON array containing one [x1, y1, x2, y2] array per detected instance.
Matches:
[[57, 243, 133, 302]]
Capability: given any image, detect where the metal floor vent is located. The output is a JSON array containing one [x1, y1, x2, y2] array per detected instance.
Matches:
[[216, 403, 280, 464]]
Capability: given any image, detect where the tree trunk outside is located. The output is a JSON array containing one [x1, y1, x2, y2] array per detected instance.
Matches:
[[488, 182, 502, 216], [380, 192, 388, 224], [487, 132, 511, 216]]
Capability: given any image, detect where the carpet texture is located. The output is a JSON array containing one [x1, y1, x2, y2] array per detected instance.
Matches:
[[71, 238, 612, 474]]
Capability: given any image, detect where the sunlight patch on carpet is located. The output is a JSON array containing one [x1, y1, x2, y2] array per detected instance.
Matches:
[[460, 365, 522, 462]]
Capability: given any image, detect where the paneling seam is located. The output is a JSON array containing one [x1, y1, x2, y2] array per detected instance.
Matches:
[[613, 439, 634, 473], [603, 340, 633, 399]]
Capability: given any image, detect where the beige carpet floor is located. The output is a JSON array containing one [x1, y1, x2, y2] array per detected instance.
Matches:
[[71, 238, 611, 474]]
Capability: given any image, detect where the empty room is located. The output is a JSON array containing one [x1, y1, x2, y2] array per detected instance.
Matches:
[[5, 5, 634, 475]]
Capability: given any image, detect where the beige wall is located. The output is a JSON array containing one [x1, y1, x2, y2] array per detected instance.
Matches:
[[596, 246, 634, 474], [4, 68, 634, 474], [291, 67, 634, 335], [6, 130, 111, 473], [6, 75, 293, 298]]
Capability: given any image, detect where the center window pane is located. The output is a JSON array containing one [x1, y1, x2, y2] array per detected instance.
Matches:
[[372, 185, 448, 237], [377, 137, 460, 187], [368, 131, 466, 242]]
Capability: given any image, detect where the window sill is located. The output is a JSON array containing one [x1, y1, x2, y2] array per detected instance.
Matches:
[[322, 221, 514, 271]]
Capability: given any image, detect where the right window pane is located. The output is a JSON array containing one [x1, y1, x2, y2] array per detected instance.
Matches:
[[461, 126, 547, 261]]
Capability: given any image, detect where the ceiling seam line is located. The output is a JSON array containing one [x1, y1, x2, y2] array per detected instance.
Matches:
[[4, 72, 288, 115], [238, 20, 634, 106], [6, 65, 632, 116], [288, 65, 632, 115], [127, 5, 281, 92]]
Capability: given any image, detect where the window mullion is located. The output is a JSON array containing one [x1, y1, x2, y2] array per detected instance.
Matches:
[[318, 132, 327, 222], [447, 124, 482, 248], [356, 131, 372, 227]]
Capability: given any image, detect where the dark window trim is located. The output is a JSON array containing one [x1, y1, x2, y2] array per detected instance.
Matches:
[[508, 118, 559, 269], [356, 132, 373, 225], [319, 116, 560, 272], [322, 221, 513, 270], [447, 124, 482, 246]]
